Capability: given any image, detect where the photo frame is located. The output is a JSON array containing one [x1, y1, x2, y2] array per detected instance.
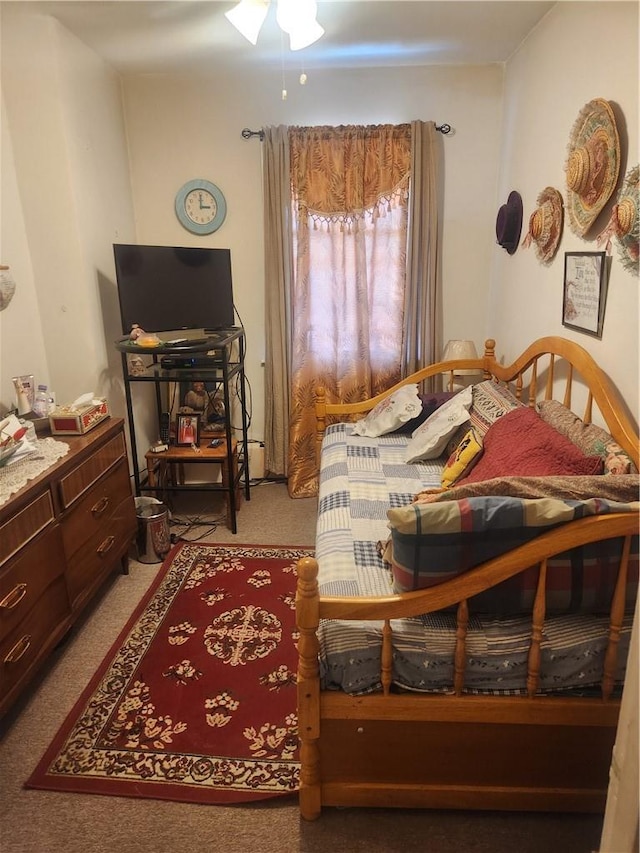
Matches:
[[176, 412, 201, 447], [562, 251, 607, 338]]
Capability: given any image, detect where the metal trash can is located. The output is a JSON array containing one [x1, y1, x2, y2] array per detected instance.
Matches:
[[135, 497, 171, 563]]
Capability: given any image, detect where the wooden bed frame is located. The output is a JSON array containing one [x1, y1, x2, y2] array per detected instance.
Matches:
[[295, 337, 639, 820]]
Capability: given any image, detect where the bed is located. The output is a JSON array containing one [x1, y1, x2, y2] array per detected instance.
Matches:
[[295, 336, 639, 820]]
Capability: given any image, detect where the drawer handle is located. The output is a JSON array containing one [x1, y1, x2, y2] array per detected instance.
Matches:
[[97, 535, 116, 557], [4, 634, 31, 664], [0, 583, 27, 610], [91, 496, 110, 516]]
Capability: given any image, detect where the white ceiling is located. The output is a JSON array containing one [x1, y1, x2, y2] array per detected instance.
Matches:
[[18, 1, 556, 74]]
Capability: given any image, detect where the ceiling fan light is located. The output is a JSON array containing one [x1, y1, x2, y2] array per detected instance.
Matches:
[[276, 0, 324, 49], [288, 18, 324, 51], [225, 0, 269, 45]]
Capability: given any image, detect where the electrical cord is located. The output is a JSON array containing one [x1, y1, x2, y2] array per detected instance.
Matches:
[[169, 512, 225, 543]]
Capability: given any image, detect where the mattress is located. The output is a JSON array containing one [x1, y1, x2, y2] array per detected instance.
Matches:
[[315, 423, 633, 695]]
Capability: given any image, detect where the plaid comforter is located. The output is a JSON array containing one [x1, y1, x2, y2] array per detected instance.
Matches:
[[316, 424, 638, 695]]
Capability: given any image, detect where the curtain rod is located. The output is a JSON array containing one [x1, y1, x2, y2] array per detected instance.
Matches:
[[241, 123, 452, 141]]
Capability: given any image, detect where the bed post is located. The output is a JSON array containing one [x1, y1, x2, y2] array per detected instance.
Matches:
[[483, 338, 496, 379], [296, 556, 322, 820]]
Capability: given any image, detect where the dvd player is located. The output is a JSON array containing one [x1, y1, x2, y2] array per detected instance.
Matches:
[[160, 355, 221, 369]]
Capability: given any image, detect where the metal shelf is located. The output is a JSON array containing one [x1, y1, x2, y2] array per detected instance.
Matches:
[[115, 327, 250, 533]]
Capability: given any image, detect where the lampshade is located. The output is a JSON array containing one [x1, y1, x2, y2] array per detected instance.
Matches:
[[277, 0, 324, 50], [288, 18, 324, 50], [224, 0, 269, 45], [442, 339, 480, 375]]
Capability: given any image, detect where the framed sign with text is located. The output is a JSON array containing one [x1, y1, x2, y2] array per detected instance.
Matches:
[[562, 251, 607, 338]]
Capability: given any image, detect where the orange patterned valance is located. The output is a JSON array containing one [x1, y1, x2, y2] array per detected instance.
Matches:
[[289, 124, 411, 228]]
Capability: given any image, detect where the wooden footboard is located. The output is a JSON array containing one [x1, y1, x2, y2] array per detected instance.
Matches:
[[296, 513, 636, 819]]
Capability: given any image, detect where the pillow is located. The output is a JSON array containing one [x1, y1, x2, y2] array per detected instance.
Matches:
[[351, 384, 422, 438], [469, 379, 525, 437], [456, 406, 604, 485], [385, 494, 638, 613], [441, 428, 483, 488], [394, 392, 457, 435], [405, 386, 473, 463], [441, 380, 524, 459], [538, 399, 638, 475]]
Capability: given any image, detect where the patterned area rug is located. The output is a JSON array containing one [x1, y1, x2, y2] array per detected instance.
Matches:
[[26, 543, 313, 804]]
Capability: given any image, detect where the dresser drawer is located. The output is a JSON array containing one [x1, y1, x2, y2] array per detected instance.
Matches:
[[0, 576, 71, 715], [61, 458, 133, 561], [0, 491, 55, 569], [65, 495, 137, 612], [0, 524, 67, 645], [58, 432, 127, 509]]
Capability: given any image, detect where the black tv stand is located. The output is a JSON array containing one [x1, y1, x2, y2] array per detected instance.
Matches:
[[115, 326, 250, 533]]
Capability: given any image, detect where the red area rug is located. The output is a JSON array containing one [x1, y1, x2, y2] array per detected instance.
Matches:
[[26, 543, 313, 805]]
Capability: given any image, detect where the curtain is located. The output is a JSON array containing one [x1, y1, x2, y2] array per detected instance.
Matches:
[[403, 121, 441, 378], [262, 125, 292, 478], [287, 123, 412, 497], [261, 121, 442, 498]]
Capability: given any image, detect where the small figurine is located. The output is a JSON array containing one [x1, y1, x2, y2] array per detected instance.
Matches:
[[127, 354, 147, 376], [129, 324, 145, 341]]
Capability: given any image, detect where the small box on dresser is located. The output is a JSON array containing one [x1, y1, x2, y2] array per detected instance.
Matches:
[[49, 398, 109, 436]]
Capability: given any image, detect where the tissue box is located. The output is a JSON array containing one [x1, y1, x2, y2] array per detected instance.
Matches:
[[49, 399, 109, 435]]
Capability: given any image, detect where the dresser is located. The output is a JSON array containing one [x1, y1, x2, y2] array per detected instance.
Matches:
[[0, 418, 136, 719]]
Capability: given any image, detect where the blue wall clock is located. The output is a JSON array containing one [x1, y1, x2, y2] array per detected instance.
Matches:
[[175, 179, 227, 235]]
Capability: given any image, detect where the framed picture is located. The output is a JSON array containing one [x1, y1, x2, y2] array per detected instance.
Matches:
[[176, 412, 200, 447], [562, 251, 607, 338]]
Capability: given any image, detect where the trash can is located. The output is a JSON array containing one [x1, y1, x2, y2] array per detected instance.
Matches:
[[135, 497, 171, 563]]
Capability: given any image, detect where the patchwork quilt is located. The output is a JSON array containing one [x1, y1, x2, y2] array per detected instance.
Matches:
[[315, 423, 637, 696]]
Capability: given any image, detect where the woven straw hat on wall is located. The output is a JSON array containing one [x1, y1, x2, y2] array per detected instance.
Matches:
[[521, 187, 564, 264], [565, 98, 620, 237]]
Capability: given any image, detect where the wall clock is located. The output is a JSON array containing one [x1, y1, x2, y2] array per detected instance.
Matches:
[[175, 179, 227, 235]]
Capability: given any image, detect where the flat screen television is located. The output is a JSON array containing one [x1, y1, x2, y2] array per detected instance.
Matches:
[[113, 244, 235, 335]]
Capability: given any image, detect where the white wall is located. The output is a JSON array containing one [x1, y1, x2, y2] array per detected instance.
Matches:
[[121, 63, 504, 442], [490, 1, 639, 425]]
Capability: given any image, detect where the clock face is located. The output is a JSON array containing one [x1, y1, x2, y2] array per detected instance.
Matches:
[[175, 180, 227, 235], [185, 189, 218, 225]]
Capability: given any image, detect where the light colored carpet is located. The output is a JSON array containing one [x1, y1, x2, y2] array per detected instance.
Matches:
[[0, 483, 603, 853]]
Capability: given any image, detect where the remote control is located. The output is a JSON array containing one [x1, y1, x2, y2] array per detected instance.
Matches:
[[159, 412, 170, 444]]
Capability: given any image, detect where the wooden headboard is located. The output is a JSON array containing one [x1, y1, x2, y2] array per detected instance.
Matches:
[[314, 336, 639, 469]]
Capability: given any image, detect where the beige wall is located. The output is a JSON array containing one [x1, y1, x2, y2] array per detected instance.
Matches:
[[490, 1, 639, 424], [1, 6, 137, 421], [121, 63, 504, 443]]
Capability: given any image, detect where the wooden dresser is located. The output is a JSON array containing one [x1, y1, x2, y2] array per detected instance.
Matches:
[[0, 418, 136, 719]]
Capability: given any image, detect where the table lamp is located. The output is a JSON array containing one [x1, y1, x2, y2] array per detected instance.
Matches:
[[442, 340, 481, 390]]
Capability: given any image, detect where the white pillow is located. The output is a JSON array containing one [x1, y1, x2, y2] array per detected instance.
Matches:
[[351, 384, 422, 438], [405, 385, 473, 462]]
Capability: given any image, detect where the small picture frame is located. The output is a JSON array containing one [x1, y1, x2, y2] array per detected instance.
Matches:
[[562, 251, 607, 338], [176, 413, 200, 447]]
